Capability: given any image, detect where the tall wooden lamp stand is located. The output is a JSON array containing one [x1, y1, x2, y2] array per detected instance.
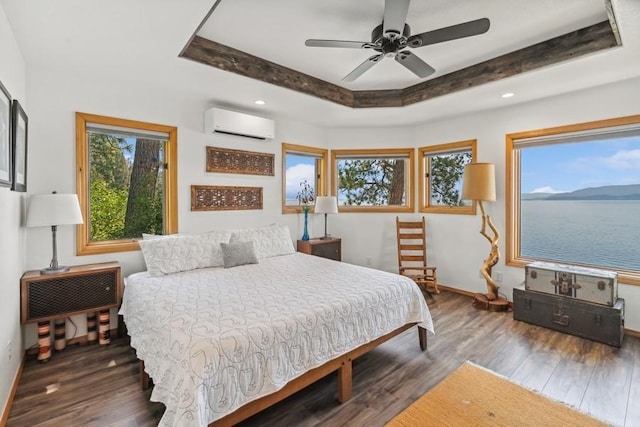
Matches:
[[462, 163, 509, 312]]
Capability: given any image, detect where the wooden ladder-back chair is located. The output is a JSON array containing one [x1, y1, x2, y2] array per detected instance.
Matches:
[[396, 216, 439, 296]]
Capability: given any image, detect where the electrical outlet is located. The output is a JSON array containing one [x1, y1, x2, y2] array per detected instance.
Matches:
[[365, 256, 372, 266], [494, 271, 503, 283], [7, 340, 11, 361]]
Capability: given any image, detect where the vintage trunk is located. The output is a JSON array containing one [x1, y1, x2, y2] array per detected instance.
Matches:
[[513, 285, 624, 347], [524, 261, 618, 306]]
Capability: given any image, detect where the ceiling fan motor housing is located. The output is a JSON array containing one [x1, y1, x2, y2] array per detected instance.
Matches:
[[372, 23, 410, 56]]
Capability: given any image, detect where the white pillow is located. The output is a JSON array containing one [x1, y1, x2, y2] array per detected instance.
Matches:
[[139, 230, 232, 276], [230, 225, 295, 259], [213, 223, 277, 235], [141, 233, 184, 240]]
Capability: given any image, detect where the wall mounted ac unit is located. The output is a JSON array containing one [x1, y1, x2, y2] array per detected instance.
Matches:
[[204, 107, 275, 140]]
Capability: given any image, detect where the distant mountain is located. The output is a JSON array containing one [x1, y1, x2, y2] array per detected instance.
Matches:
[[521, 192, 557, 200], [522, 184, 640, 201]]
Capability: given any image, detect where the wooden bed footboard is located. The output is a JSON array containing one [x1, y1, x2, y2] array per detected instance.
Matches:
[[138, 323, 428, 426], [139, 360, 150, 390]]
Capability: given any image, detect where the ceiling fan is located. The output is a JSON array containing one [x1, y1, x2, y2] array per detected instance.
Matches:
[[305, 0, 490, 82]]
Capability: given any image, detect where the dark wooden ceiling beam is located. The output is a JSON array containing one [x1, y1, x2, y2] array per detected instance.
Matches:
[[402, 20, 619, 106], [352, 89, 405, 108], [180, 36, 354, 106], [180, 19, 619, 109]]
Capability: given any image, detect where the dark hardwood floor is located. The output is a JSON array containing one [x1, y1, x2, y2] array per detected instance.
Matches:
[[7, 292, 640, 426]]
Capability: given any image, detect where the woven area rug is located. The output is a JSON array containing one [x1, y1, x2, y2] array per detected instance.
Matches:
[[387, 361, 607, 427]]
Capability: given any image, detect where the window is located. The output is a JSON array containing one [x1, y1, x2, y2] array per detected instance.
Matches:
[[331, 148, 414, 212], [419, 140, 477, 214], [506, 115, 640, 285], [282, 143, 328, 213], [76, 112, 177, 255]]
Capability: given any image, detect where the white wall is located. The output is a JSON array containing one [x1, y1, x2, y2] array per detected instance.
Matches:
[[22, 66, 328, 348], [0, 1, 27, 417], [327, 76, 640, 331]]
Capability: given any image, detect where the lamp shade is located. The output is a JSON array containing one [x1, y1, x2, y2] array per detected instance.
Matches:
[[314, 196, 338, 214], [462, 163, 496, 202], [26, 193, 84, 227]]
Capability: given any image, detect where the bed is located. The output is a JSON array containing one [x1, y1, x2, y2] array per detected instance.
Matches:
[[120, 226, 434, 427]]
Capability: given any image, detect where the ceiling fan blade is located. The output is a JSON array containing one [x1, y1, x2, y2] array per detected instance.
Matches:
[[408, 18, 490, 48], [305, 39, 373, 49], [395, 51, 435, 78], [342, 54, 383, 82], [383, 0, 411, 38]]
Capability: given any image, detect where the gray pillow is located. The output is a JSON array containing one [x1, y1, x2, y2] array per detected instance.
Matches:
[[220, 241, 259, 268]]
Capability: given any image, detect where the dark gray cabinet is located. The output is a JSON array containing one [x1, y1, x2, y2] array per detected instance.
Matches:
[[513, 285, 624, 347], [297, 238, 341, 261]]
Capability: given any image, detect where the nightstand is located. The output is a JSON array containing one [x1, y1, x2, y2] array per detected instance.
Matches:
[[297, 237, 341, 261], [20, 261, 122, 361]]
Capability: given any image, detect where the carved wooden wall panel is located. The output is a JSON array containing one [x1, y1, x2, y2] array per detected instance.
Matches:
[[206, 146, 274, 176], [191, 185, 263, 211]]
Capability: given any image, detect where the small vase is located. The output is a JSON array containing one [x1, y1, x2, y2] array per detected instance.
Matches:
[[301, 208, 310, 241]]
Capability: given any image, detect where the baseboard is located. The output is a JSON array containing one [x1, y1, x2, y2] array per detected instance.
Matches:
[[0, 353, 25, 427], [437, 284, 476, 298], [625, 328, 640, 338], [438, 284, 640, 337]]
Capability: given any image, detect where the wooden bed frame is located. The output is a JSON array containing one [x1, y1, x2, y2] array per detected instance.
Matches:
[[139, 323, 427, 427]]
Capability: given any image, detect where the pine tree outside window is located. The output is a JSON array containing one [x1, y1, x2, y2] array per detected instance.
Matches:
[[418, 139, 477, 214], [76, 112, 177, 255], [331, 148, 414, 212]]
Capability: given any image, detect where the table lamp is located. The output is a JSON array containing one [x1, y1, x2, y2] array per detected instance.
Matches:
[[314, 196, 338, 239], [26, 191, 84, 274]]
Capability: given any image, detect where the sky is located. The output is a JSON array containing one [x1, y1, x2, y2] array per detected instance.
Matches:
[[285, 154, 315, 200], [521, 135, 640, 193]]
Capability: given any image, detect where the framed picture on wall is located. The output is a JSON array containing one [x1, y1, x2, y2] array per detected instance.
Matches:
[[11, 99, 28, 192], [0, 81, 12, 188]]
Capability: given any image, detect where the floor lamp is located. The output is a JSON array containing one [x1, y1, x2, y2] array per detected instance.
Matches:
[[462, 163, 509, 312]]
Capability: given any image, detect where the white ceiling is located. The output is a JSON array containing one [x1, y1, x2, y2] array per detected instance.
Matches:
[[198, 0, 606, 91], [2, 0, 640, 128]]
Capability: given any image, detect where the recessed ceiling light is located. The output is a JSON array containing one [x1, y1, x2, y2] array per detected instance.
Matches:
[[501, 92, 515, 98], [254, 100, 266, 105]]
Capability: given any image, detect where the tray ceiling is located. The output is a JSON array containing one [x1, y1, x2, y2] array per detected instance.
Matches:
[[181, 0, 620, 107]]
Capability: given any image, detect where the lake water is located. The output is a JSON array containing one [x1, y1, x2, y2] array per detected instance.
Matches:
[[521, 200, 640, 271]]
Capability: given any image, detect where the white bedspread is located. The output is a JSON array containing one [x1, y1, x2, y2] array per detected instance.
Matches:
[[120, 252, 433, 427]]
